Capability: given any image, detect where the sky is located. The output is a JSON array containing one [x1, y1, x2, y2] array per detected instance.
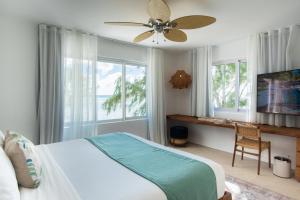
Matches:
[[96, 62, 145, 96]]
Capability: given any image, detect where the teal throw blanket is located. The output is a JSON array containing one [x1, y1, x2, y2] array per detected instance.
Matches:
[[86, 133, 217, 200]]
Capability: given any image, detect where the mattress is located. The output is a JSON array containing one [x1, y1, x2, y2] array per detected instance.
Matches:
[[20, 133, 225, 200]]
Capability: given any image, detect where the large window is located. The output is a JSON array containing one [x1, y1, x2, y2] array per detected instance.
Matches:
[[63, 58, 146, 127], [211, 60, 248, 112], [96, 59, 147, 121]]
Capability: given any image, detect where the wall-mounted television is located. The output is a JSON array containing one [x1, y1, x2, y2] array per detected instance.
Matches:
[[257, 69, 300, 115]]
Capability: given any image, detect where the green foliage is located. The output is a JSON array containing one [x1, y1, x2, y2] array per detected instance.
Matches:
[[102, 77, 122, 114], [239, 62, 248, 109], [126, 76, 146, 116], [212, 62, 248, 110], [213, 63, 236, 109], [102, 76, 146, 116]]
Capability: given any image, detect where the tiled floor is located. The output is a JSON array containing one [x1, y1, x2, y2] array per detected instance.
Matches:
[[173, 143, 300, 200]]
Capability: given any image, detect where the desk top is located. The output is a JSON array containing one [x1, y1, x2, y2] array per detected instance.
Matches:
[[167, 114, 300, 138]]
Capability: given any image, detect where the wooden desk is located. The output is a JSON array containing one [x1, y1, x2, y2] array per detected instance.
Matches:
[[167, 114, 300, 181]]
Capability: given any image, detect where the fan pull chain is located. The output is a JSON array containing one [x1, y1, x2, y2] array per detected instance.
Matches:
[[152, 32, 155, 43]]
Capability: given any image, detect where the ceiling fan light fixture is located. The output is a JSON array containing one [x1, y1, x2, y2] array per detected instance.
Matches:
[[104, 0, 216, 44]]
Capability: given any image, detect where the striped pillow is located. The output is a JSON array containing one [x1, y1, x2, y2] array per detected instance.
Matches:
[[4, 131, 42, 188]]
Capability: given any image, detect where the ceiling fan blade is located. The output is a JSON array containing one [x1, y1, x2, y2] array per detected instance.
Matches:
[[104, 22, 148, 27], [148, 0, 171, 22], [164, 29, 187, 42], [171, 15, 216, 29], [134, 31, 155, 43]]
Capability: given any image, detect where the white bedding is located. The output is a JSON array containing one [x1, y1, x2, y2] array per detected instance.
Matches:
[[20, 145, 81, 200], [20, 133, 225, 200]]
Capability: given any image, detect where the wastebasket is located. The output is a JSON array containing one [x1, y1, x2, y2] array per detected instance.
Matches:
[[273, 156, 291, 178]]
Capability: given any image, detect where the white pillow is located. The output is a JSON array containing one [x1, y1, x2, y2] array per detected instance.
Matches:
[[0, 147, 20, 200], [0, 130, 4, 147]]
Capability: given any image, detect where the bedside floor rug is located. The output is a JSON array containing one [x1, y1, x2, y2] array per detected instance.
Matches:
[[225, 175, 294, 200]]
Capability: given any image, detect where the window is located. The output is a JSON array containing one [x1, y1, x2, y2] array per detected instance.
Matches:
[[239, 61, 248, 109], [64, 58, 147, 124], [64, 58, 73, 123], [125, 65, 147, 118], [211, 60, 248, 112], [96, 61, 123, 121], [96, 59, 147, 121]]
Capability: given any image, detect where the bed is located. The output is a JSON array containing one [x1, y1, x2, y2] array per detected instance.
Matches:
[[19, 133, 231, 200]]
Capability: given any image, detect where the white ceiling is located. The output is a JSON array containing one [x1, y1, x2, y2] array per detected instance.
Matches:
[[1, 0, 300, 49]]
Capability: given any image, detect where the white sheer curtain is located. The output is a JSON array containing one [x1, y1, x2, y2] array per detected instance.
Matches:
[[147, 48, 166, 145], [62, 30, 98, 140], [191, 46, 214, 117], [248, 25, 300, 127]]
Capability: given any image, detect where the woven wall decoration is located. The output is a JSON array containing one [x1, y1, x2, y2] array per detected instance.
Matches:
[[169, 70, 192, 89]]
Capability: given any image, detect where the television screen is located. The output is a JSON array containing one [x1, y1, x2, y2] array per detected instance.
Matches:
[[257, 69, 300, 115]]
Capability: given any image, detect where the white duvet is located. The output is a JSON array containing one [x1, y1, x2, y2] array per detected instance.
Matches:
[[20, 133, 225, 200]]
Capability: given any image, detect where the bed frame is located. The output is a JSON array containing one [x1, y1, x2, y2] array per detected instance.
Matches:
[[219, 192, 232, 200]]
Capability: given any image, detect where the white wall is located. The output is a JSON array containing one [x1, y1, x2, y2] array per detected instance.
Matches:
[[164, 50, 192, 115], [98, 37, 148, 64], [0, 16, 38, 144], [165, 39, 298, 169], [212, 38, 247, 62]]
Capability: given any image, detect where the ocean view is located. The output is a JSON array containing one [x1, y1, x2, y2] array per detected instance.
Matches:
[[97, 95, 122, 120]]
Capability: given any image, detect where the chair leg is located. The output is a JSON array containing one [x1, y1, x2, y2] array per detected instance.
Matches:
[[257, 151, 261, 175], [268, 144, 271, 168], [232, 145, 237, 167], [241, 147, 244, 160]]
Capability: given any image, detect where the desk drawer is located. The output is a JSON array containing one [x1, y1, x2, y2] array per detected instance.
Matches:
[[297, 152, 300, 167], [297, 138, 300, 152]]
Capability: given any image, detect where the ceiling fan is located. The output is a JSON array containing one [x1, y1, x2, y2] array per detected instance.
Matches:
[[104, 0, 216, 43]]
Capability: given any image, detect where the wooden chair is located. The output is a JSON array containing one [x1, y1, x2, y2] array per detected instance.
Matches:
[[232, 123, 271, 175]]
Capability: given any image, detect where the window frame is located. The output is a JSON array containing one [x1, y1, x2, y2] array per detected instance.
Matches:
[[97, 57, 148, 123], [211, 59, 247, 113]]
